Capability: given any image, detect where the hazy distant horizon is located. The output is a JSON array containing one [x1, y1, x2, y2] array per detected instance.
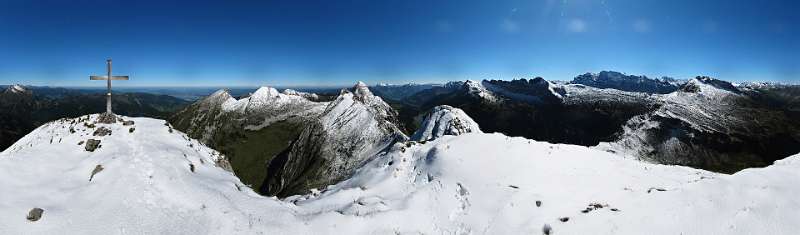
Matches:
[[1, 1, 797, 86], [2, 70, 799, 89]]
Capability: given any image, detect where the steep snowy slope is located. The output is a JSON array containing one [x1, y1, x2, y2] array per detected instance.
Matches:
[[598, 77, 800, 172], [2, 114, 799, 234], [411, 105, 481, 141], [290, 133, 800, 234], [261, 82, 408, 196]]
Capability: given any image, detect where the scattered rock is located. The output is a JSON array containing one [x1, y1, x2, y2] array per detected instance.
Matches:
[[536, 200, 542, 207], [69, 127, 76, 133], [542, 224, 552, 235], [84, 122, 95, 128], [26, 208, 43, 222], [168, 127, 173, 133], [89, 165, 104, 181], [610, 208, 620, 212], [96, 113, 116, 124], [647, 187, 667, 193], [93, 127, 112, 136], [77, 140, 84, 145], [122, 120, 135, 126], [589, 203, 606, 209], [189, 163, 195, 173], [129, 127, 135, 133], [559, 217, 569, 222], [85, 139, 101, 152], [509, 185, 519, 189], [582, 203, 614, 214]]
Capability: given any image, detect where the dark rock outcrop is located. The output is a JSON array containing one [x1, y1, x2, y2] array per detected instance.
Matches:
[[85, 139, 101, 152], [26, 208, 43, 222], [571, 71, 680, 94]]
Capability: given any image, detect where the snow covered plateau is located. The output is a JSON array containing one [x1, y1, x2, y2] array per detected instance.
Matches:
[[1, 113, 799, 234]]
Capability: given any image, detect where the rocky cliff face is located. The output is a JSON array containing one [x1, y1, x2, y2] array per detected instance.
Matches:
[[483, 77, 565, 104], [411, 105, 481, 142], [261, 82, 408, 197], [571, 71, 681, 94]]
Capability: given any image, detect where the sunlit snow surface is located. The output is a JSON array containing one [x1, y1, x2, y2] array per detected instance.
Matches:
[[1, 115, 798, 234]]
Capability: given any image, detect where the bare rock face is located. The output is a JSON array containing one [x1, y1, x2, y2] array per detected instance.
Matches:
[[93, 127, 112, 136], [85, 139, 101, 152], [411, 105, 482, 142], [26, 208, 43, 222]]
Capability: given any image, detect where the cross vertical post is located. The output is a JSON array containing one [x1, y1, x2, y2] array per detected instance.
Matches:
[[106, 59, 112, 114], [90, 58, 129, 123]]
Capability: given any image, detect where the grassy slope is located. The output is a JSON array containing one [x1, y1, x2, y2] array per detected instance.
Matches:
[[221, 121, 304, 191]]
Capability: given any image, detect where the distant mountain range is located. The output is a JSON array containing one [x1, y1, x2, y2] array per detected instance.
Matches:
[[163, 71, 800, 200], [368, 72, 800, 173], [4, 71, 799, 196]]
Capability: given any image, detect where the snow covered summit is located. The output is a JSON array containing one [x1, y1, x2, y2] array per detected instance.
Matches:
[[0, 114, 303, 234], [2, 84, 31, 95], [9, 84, 27, 94], [411, 105, 481, 141]]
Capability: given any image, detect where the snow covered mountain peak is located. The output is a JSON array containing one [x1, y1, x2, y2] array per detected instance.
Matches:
[[251, 86, 281, 99], [679, 76, 741, 97], [9, 84, 26, 93], [459, 80, 499, 102], [3, 84, 30, 95], [282, 89, 320, 101], [171, 86, 327, 143], [352, 81, 374, 98], [206, 88, 234, 102], [261, 81, 408, 196], [411, 105, 482, 141]]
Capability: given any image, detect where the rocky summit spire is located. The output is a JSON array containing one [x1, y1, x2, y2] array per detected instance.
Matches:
[[352, 81, 373, 98]]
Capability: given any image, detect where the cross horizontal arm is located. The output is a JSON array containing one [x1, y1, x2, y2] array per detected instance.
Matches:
[[90, 76, 129, 80]]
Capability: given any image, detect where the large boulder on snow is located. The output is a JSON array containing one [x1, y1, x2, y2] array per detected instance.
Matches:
[[411, 105, 481, 141]]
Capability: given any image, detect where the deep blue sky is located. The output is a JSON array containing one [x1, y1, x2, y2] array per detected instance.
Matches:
[[0, 0, 797, 87]]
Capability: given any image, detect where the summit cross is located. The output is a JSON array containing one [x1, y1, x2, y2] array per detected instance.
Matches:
[[89, 59, 129, 123]]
